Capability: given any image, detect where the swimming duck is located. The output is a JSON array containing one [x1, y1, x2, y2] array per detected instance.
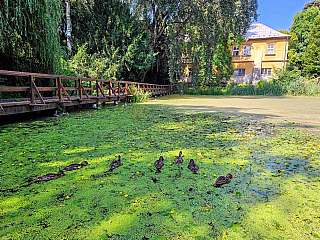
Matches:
[[214, 173, 233, 187], [188, 159, 199, 173], [174, 151, 183, 165], [62, 161, 89, 172], [109, 155, 122, 171], [154, 156, 164, 173], [35, 170, 65, 182]]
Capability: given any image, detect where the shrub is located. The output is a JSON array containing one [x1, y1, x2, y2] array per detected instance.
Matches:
[[127, 86, 152, 103]]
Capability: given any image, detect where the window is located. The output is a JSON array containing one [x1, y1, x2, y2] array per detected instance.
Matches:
[[244, 46, 251, 55], [234, 69, 245, 76], [232, 46, 239, 56], [267, 45, 275, 54], [261, 68, 272, 75]]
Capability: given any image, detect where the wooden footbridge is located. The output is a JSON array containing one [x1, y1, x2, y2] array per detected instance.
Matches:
[[0, 70, 172, 116]]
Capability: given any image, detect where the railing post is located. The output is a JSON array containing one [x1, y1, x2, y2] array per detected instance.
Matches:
[[109, 82, 112, 97], [58, 77, 62, 101], [79, 79, 82, 99], [30, 75, 35, 104], [75, 79, 79, 97], [96, 81, 99, 97], [118, 82, 120, 97], [55, 78, 58, 97]]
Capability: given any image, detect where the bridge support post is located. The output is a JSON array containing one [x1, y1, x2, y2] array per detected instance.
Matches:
[[30, 75, 35, 104]]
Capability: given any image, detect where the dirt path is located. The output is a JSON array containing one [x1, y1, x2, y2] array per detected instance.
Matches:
[[146, 95, 320, 135]]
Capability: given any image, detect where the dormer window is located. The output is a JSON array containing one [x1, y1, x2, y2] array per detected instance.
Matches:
[[244, 46, 251, 55], [232, 46, 239, 56], [267, 45, 275, 54]]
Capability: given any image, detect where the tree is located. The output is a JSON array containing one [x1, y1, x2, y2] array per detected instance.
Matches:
[[127, 0, 258, 85], [302, 14, 320, 77], [70, 0, 155, 82], [287, 7, 320, 73], [0, 0, 62, 74], [303, 0, 320, 11], [65, 0, 72, 53]]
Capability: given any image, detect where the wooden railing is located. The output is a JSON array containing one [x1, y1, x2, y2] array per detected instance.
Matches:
[[0, 70, 171, 115]]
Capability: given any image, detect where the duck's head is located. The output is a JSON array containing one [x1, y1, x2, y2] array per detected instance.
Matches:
[[189, 159, 195, 164], [118, 155, 121, 161], [159, 156, 164, 161], [58, 170, 66, 176], [179, 151, 182, 157], [226, 173, 233, 179], [81, 161, 89, 166]]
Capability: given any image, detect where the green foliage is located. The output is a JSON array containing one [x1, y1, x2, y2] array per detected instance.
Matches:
[[0, 0, 62, 74], [303, 0, 320, 11], [302, 14, 320, 77], [70, 0, 155, 82], [128, 0, 258, 85], [127, 86, 152, 103], [287, 7, 320, 73], [184, 70, 320, 96], [0, 105, 319, 239]]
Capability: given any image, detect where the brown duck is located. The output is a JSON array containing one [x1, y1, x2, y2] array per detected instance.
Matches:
[[174, 151, 183, 165], [154, 156, 164, 173], [214, 173, 233, 187], [62, 161, 88, 172], [188, 159, 199, 173], [109, 155, 122, 171], [35, 170, 65, 182]]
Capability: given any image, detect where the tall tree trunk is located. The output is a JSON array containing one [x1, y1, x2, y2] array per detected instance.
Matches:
[[65, 0, 72, 53]]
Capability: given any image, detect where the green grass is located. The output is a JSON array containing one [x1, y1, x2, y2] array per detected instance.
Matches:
[[0, 104, 319, 239]]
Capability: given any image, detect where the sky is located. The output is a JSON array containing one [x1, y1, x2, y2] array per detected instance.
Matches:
[[256, 0, 309, 31]]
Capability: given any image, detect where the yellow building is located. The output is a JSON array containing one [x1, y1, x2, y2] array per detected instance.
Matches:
[[231, 23, 291, 84]]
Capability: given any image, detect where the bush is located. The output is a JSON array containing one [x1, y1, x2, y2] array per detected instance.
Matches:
[[127, 86, 152, 103], [181, 70, 320, 97]]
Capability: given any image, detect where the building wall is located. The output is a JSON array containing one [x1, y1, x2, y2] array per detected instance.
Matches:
[[231, 37, 290, 84]]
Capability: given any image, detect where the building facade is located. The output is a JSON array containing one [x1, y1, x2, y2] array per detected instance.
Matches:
[[231, 23, 291, 84]]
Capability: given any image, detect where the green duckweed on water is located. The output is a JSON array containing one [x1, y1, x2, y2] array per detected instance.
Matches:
[[0, 104, 319, 239]]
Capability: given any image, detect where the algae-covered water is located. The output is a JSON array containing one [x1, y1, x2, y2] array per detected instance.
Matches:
[[0, 104, 319, 239]]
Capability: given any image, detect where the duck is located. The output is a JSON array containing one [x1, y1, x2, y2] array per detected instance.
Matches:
[[62, 161, 89, 172], [154, 156, 164, 173], [174, 151, 183, 165], [188, 159, 199, 173], [35, 170, 65, 182], [214, 173, 233, 187], [109, 155, 122, 171]]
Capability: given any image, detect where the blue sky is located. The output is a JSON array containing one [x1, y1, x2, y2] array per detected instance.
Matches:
[[256, 0, 308, 31]]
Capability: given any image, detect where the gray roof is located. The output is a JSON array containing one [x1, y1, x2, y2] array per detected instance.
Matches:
[[246, 23, 291, 40]]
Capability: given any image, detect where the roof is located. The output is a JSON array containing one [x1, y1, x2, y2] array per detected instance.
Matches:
[[246, 23, 291, 40]]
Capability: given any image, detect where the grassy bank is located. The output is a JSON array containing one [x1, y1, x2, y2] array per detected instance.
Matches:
[[0, 104, 319, 239], [183, 71, 320, 97]]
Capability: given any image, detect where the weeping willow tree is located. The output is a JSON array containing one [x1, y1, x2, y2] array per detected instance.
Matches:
[[128, 0, 258, 86], [0, 0, 62, 74]]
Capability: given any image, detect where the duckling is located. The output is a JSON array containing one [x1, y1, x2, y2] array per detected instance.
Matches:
[[35, 170, 65, 182], [214, 173, 233, 187], [188, 159, 199, 173], [62, 161, 89, 172], [174, 151, 183, 165], [154, 156, 164, 173], [109, 155, 122, 171]]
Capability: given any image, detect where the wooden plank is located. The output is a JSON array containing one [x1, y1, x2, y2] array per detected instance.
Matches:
[[96, 81, 106, 98], [79, 81, 90, 99], [31, 80, 45, 104], [37, 87, 57, 91], [0, 102, 30, 107], [0, 87, 29, 92]]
